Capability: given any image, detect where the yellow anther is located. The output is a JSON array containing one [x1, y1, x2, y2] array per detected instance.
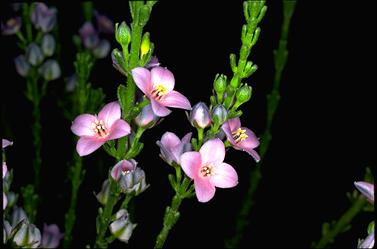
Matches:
[[232, 128, 248, 143]]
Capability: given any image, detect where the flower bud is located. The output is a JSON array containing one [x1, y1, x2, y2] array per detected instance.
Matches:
[[38, 59, 61, 81], [6, 192, 17, 209], [212, 104, 228, 125], [13, 221, 41, 248], [93, 39, 110, 59], [190, 102, 211, 129], [11, 206, 29, 227], [140, 32, 151, 58], [30, 3, 57, 33], [65, 74, 78, 92], [3, 220, 11, 244], [214, 74, 227, 94], [14, 55, 31, 77], [41, 224, 64, 248], [145, 56, 160, 69], [115, 22, 131, 47], [109, 209, 137, 243], [26, 43, 44, 66], [111, 48, 126, 76], [138, 6, 151, 25], [1, 17, 21, 35], [95, 13, 114, 34], [134, 104, 159, 129], [230, 74, 241, 88], [3, 193, 7, 210], [41, 34, 56, 57], [236, 84, 252, 105], [96, 179, 110, 206], [79, 22, 99, 49]]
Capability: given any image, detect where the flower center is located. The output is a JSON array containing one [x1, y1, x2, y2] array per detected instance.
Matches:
[[232, 128, 248, 143], [200, 164, 213, 177], [92, 119, 108, 137], [151, 85, 167, 101]]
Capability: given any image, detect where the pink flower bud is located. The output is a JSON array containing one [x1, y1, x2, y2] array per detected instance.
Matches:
[[190, 102, 211, 129]]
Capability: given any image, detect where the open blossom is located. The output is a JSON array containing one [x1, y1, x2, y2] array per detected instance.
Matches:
[[222, 117, 260, 162], [180, 138, 238, 202], [354, 181, 374, 204], [41, 224, 64, 248], [71, 101, 131, 156], [1, 17, 21, 35], [132, 67, 191, 117], [156, 132, 192, 166]]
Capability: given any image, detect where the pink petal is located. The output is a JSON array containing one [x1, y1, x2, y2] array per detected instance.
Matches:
[[106, 119, 131, 141], [194, 177, 216, 203], [237, 127, 260, 150], [71, 114, 96, 137], [180, 151, 202, 179], [151, 98, 171, 117], [76, 137, 105, 156], [98, 101, 122, 127], [181, 132, 192, 144], [150, 67, 175, 92], [354, 181, 374, 203], [160, 90, 192, 110], [3, 162, 7, 179], [3, 193, 7, 210], [160, 132, 181, 151], [111, 160, 136, 181], [243, 148, 261, 162], [2, 139, 13, 148], [132, 67, 152, 95], [227, 118, 241, 132], [199, 139, 225, 165], [211, 163, 238, 188], [221, 121, 234, 142]]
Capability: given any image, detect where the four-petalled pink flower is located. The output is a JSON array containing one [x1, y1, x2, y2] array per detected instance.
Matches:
[[180, 138, 238, 203], [71, 101, 131, 156], [222, 117, 260, 162], [132, 66, 191, 117]]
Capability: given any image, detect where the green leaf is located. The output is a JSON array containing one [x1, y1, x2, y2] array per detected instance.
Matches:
[[117, 84, 128, 116]]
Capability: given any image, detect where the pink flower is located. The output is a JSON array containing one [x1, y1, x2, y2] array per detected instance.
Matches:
[[354, 181, 374, 204], [71, 101, 131, 156], [111, 160, 137, 181], [180, 139, 238, 203], [131, 67, 191, 117], [41, 224, 64, 248], [156, 132, 192, 166], [221, 118, 260, 162]]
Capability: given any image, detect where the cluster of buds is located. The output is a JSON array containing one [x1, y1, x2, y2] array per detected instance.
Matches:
[[2, 3, 61, 81], [76, 11, 113, 59], [2, 138, 63, 248]]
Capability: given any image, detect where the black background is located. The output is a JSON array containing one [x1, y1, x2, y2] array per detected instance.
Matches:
[[1, 1, 376, 248]]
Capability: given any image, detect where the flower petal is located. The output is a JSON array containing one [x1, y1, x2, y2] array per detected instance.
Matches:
[[221, 121, 234, 143], [132, 67, 151, 95], [98, 101, 122, 128], [2, 139, 13, 149], [151, 98, 171, 117], [354, 181, 374, 203], [227, 118, 241, 131], [3, 192, 7, 210], [71, 114, 96, 136], [180, 151, 202, 179], [194, 177, 216, 203], [181, 132, 192, 144], [243, 148, 261, 163], [3, 162, 7, 178], [237, 127, 260, 150], [76, 137, 105, 156], [150, 67, 175, 93], [160, 132, 181, 151], [106, 119, 131, 141], [199, 138, 225, 165], [211, 163, 238, 188], [160, 90, 192, 110]]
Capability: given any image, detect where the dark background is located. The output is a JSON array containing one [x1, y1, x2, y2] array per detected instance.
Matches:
[[1, 1, 376, 248]]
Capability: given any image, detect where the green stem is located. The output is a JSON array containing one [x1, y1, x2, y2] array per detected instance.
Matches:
[[63, 154, 84, 248], [154, 193, 183, 248], [95, 178, 119, 248], [225, 1, 296, 248], [197, 128, 204, 147], [311, 196, 367, 248]]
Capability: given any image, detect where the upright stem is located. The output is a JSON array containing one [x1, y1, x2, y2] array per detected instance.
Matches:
[[154, 194, 183, 248], [311, 196, 366, 248], [225, 1, 296, 248], [95, 178, 119, 248], [63, 154, 83, 248]]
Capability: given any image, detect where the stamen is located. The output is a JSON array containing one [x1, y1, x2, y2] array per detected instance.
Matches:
[[92, 119, 108, 137], [232, 128, 248, 143], [151, 85, 167, 101], [200, 164, 213, 177]]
